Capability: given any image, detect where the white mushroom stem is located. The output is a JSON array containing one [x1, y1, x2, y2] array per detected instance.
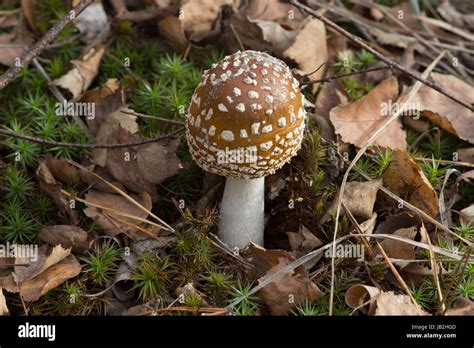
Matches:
[[219, 177, 264, 250]]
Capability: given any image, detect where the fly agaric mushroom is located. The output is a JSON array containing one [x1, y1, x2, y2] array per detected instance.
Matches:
[[185, 50, 306, 249]]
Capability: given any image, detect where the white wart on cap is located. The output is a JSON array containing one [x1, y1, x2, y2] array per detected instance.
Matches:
[[186, 50, 306, 179]]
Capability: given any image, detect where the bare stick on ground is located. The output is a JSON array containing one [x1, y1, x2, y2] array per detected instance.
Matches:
[[0, 0, 94, 90]]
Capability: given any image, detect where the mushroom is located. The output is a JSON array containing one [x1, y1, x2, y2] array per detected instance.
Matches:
[[185, 50, 306, 249]]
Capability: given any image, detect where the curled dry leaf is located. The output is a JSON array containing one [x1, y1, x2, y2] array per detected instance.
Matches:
[[39, 225, 90, 253], [383, 150, 439, 218], [326, 179, 382, 220], [249, 244, 323, 315], [21, 0, 36, 31], [180, 0, 233, 42], [83, 189, 153, 238], [0, 288, 9, 315], [72, 0, 110, 44], [375, 212, 423, 235], [345, 284, 380, 314], [329, 77, 406, 150], [36, 160, 80, 225], [52, 44, 106, 100], [406, 73, 474, 144]]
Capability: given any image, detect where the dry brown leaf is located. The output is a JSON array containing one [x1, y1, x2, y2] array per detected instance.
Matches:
[[244, 0, 304, 28], [375, 212, 423, 235], [249, 244, 323, 315], [36, 161, 80, 224], [102, 127, 181, 201], [92, 107, 139, 167], [406, 73, 474, 144], [72, 0, 109, 44], [19, 255, 81, 302], [259, 258, 323, 315], [81, 78, 124, 136], [158, 16, 188, 50], [283, 18, 327, 93], [40, 225, 90, 253], [315, 80, 350, 119], [380, 226, 426, 268], [326, 180, 382, 220], [287, 225, 323, 270], [21, 0, 36, 31], [375, 291, 427, 315], [0, 288, 9, 315], [446, 297, 474, 315], [457, 148, 474, 164], [330, 77, 406, 150], [437, 0, 474, 30], [0, 21, 32, 66], [44, 154, 81, 186], [83, 189, 153, 237], [14, 245, 71, 284], [0, 13, 18, 28], [254, 21, 297, 55], [459, 204, 474, 225], [52, 45, 106, 100], [383, 150, 439, 218], [180, 0, 233, 41]]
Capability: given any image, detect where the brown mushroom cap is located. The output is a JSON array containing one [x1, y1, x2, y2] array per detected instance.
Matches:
[[186, 50, 306, 179]]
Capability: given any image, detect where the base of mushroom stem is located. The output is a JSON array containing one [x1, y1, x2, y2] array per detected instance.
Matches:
[[218, 176, 265, 251]]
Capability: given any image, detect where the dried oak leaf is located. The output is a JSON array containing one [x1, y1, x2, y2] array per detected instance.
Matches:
[[383, 150, 439, 218], [40, 225, 90, 253], [36, 161, 79, 224], [407, 73, 474, 144], [458, 148, 474, 164], [83, 189, 153, 238], [329, 77, 406, 150], [52, 44, 106, 100], [158, 16, 188, 50], [249, 244, 323, 315]]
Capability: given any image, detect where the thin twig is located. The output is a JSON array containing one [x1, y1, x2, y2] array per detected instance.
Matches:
[[0, 0, 95, 90], [121, 110, 185, 125], [290, 0, 473, 111], [0, 127, 184, 149], [301, 66, 391, 86]]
